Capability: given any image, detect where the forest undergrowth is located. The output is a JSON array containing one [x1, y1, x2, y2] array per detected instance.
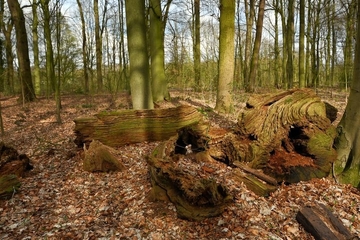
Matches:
[[0, 89, 359, 239]]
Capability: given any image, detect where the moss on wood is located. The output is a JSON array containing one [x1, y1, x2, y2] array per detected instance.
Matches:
[[74, 105, 206, 147]]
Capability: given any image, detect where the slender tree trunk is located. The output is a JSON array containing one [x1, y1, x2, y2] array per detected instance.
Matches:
[[286, 0, 294, 89], [299, 0, 305, 88], [280, 0, 287, 89], [305, 0, 312, 87], [94, 0, 103, 92], [32, 1, 41, 95], [193, 0, 201, 91], [77, 0, 89, 94], [234, 0, 243, 90], [334, 1, 360, 188], [149, 0, 171, 102], [125, 0, 153, 109], [40, 0, 55, 95], [55, 1, 61, 123], [215, 0, 235, 113], [330, 0, 336, 91], [343, 0, 356, 90], [247, 0, 265, 93], [7, 0, 35, 102], [274, 0, 280, 89], [0, 0, 14, 94], [118, 0, 128, 91], [244, 0, 255, 89], [325, 3, 331, 87]]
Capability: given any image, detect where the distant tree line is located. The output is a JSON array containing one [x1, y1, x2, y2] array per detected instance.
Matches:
[[0, 0, 358, 105]]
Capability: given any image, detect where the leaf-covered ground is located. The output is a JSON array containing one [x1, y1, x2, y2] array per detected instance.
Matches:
[[0, 90, 359, 239]]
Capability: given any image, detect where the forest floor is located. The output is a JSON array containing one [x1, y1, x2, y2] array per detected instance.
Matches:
[[0, 89, 359, 240]]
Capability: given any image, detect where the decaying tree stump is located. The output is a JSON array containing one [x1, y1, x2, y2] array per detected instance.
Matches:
[[219, 88, 337, 183], [74, 105, 206, 147], [148, 89, 338, 220], [0, 142, 33, 177], [0, 142, 33, 199], [147, 131, 233, 221]]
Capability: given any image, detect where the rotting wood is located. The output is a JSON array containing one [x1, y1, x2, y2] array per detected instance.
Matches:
[[232, 161, 278, 186], [74, 105, 207, 147], [296, 203, 357, 240], [147, 135, 233, 221], [230, 88, 338, 183]]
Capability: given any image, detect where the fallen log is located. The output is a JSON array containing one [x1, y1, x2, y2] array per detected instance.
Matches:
[[222, 88, 337, 183], [148, 89, 339, 219], [296, 203, 356, 240], [74, 105, 207, 147]]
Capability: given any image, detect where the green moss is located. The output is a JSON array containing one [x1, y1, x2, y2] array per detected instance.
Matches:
[[0, 174, 21, 199], [307, 132, 336, 172]]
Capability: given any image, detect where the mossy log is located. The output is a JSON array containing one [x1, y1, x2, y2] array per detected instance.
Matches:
[[74, 105, 206, 147]]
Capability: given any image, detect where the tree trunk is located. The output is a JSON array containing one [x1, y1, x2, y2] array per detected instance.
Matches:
[[125, 0, 153, 109], [149, 0, 170, 102], [299, 0, 305, 88], [273, 0, 281, 89], [215, 0, 235, 113], [193, 0, 201, 91], [76, 0, 89, 94], [247, 0, 265, 93], [286, 0, 294, 89], [0, 8, 15, 94], [243, 0, 254, 89], [40, 0, 55, 95], [334, 0, 360, 188], [32, 1, 41, 95], [94, 0, 103, 92], [55, 2, 61, 123], [7, 0, 35, 102], [74, 105, 205, 147]]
